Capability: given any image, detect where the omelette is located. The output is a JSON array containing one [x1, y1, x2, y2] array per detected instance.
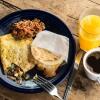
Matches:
[[0, 34, 35, 74]]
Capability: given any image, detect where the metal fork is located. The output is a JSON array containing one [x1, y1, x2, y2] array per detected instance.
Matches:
[[33, 75, 63, 100]]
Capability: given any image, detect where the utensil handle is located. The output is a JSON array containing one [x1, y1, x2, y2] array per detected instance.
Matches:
[[63, 63, 78, 100], [55, 94, 63, 100], [1, 0, 22, 10]]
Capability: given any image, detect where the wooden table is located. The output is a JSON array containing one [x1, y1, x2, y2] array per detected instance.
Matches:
[[0, 0, 100, 100]]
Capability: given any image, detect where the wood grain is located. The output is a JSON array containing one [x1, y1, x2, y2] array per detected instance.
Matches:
[[0, 0, 100, 100], [0, 82, 64, 100], [3, 0, 100, 19], [89, 0, 100, 5], [0, 3, 14, 19]]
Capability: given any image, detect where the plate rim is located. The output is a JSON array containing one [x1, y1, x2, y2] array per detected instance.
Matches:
[[0, 9, 76, 93]]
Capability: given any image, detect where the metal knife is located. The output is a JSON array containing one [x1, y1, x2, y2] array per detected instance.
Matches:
[[63, 50, 84, 100]]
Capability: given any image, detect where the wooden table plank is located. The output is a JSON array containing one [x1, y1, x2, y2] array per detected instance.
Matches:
[[0, 3, 14, 19], [69, 60, 100, 100], [89, 0, 100, 5], [0, 0, 100, 100], [3, 0, 100, 19]]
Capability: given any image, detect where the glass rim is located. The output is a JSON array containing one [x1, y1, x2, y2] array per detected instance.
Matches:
[[79, 8, 100, 35]]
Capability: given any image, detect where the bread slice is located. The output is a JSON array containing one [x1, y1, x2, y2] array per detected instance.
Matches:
[[31, 46, 63, 77], [0, 34, 35, 74]]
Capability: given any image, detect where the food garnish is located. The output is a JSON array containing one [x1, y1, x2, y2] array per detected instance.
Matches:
[[33, 74, 38, 80], [7, 63, 31, 84], [7, 63, 24, 84]]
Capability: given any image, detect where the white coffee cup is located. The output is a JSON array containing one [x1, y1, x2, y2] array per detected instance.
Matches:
[[83, 47, 100, 83]]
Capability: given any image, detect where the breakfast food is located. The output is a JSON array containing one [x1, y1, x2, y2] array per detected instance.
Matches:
[[11, 18, 45, 39], [0, 18, 66, 84], [30, 30, 68, 77], [0, 34, 35, 74], [31, 46, 63, 77]]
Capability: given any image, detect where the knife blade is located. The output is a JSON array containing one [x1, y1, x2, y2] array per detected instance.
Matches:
[[63, 50, 84, 100]]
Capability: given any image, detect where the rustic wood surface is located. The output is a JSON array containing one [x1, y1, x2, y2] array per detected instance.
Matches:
[[0, 0, 100, 100]]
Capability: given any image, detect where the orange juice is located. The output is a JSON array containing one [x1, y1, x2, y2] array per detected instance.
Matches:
[[79, 15, 100, 51]]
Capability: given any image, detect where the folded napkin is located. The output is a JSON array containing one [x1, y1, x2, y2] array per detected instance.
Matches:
[[32, 30, 69, 62]]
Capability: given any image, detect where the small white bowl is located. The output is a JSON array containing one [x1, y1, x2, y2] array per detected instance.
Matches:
[[83, 48, 100, 83]]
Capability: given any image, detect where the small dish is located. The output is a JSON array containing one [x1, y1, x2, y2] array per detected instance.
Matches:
[[83, 47, 100, 83]]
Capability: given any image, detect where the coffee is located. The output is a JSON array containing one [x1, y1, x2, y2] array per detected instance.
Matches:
[[86, 52, 100, 74]]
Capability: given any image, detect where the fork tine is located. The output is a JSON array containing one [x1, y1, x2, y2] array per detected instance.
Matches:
[[33, 75, 55, 91], [38, 76, 55, 89], [37, 77, 53, 90], [33, 78, 51, 92], [33, 76, 63, 100], [37, 76, 53, 90], [38, 75, 48, 82]]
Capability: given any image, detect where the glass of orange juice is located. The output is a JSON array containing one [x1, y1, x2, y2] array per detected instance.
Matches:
[[79, 8, 100, 51]]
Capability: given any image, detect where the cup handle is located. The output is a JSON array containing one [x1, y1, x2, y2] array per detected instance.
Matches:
[[97, 77, 100, 84]]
